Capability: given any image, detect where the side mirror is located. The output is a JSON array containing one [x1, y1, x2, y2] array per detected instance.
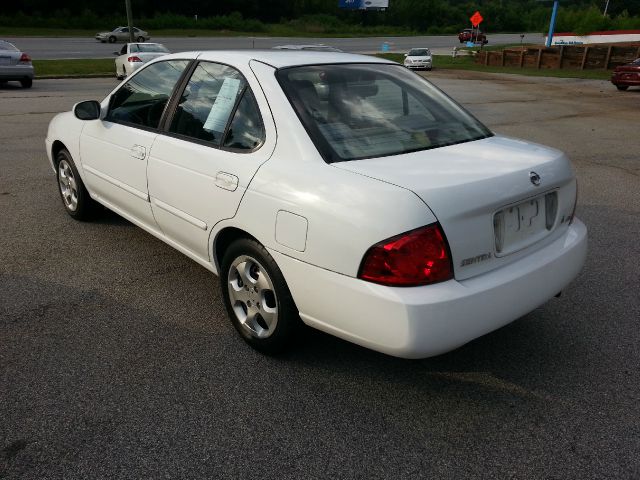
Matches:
[[73, 100, 101, 121]]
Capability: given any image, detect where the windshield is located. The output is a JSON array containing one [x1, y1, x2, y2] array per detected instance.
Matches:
[[408, 49, 430, 56], [276, 63, 492, 163], [137, 44, 169, 53]]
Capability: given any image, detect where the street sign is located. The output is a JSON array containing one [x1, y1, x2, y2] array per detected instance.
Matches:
[[470, 11, 484, 27]]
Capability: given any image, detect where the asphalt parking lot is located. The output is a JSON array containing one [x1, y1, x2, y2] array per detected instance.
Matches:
[[1, 72, 639, 479]]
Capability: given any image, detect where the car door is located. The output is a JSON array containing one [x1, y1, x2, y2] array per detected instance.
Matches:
[[117, 27, 129, 41], [147, 60, 276, 261], [80, 59, 190, 227]]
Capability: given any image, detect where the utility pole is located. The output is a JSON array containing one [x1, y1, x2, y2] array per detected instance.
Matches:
[[546, 0, 559, 47], [125, 0, 134, 43], [603, 0, 610, 16]]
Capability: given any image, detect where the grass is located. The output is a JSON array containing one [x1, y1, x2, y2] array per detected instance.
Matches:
[[33, 58, 114, 77], [376, 53, 612, 80], [31, 54, 612, 80]]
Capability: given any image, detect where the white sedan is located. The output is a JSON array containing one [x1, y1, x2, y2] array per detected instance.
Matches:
[[45, 51, 587, 358], [404, 48, 433, 70], [113, 43, 170, 79]]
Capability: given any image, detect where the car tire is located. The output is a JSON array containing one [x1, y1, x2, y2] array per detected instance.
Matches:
[[56, 148, 99, 221], [108, 36, 116, 44], [220, 237, 302, 355], [137, 36, 145, 42], [616, 85, 629, 91], [20, 78, 32, 88]]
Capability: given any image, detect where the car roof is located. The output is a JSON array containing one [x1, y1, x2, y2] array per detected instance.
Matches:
[[187, 50, 394, 68]]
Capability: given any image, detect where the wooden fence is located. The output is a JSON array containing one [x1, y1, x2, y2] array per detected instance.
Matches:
[[476, 44, 640, 70]]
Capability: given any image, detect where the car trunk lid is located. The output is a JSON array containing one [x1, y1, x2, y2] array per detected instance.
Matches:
[[333, 136, 577, 280]]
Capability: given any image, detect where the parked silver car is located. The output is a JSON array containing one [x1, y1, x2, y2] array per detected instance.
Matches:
[[114, 43, 170, 79], [95, 27, 150, 43], [0, 40, 34, 88]]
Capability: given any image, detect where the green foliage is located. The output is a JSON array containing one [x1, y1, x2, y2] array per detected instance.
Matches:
[[1, 1, 639, 35]]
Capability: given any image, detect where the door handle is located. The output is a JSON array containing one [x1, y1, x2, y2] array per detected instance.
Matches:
[[215, 172, 239, 191]]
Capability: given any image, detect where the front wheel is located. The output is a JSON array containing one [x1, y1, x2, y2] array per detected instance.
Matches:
[[56, 149, 99, 221], [616, 85, 629, 91], [108, 36, 116, 43], [220, 238, 302, 354], [136, 36, 145, 42]]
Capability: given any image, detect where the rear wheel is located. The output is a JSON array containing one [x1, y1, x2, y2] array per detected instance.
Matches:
[[616, 85, 629, 91], [56, 149, 99, 221], [220, 238, 302, 354], [20, 78, 32, 88]]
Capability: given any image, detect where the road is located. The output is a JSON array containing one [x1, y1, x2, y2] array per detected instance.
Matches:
[[6, 33, 544, 59], [1, 73, 639, 478]]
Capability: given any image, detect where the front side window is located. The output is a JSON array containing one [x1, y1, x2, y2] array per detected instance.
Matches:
[[277, 63, 492, 163], [169, 62, 264, 150], [107, 60, 189, 129]]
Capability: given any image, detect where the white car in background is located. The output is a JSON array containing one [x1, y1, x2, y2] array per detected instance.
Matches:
[[404, 48, 433, 71], [114, 43, 170, 79], [96, 26, 150, 43], [44, 51, 587, 359]]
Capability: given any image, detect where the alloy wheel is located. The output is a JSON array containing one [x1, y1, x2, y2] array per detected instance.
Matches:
[[58, 159, 78, 211], [227, 255, 278, 339]]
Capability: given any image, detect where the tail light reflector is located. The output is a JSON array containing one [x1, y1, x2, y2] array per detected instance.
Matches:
[[569, 179, 578, 225], [358, 223, 453, 287], [127, 56, 143, 62], [19, 53, 31, 63]]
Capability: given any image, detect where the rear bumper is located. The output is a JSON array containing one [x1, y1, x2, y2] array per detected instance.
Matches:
[[0, 65, 34, 80], [271, 219, 587, 359]]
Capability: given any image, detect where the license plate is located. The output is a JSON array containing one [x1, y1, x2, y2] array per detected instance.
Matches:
[[0, 57, 11, 65], [494, 194, 550, 255]]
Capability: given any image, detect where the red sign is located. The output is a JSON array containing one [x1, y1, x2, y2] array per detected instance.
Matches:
[[470, 11, 484, 27]]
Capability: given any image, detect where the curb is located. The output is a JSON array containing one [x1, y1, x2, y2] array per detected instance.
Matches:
[[35, 74, 115, 79]]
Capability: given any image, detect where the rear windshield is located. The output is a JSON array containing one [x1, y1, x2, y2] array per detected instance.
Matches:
[[276, 63, 492, 163], [408, 49, 430, 56], [137, 44, 169, 53], [0, 40, 18, 51]]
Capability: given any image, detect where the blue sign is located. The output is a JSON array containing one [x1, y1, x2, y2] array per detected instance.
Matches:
[[339, 0, 364, 9]]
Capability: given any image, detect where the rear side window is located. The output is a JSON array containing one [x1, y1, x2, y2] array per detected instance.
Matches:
[[106, 60, 189, 129], [169, 61, 264, 150]]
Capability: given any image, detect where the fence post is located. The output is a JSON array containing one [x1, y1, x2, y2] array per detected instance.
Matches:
[[580, 46, 590, 70], [636, 46, 640, 59], [501, 50, 506, 66], [484, 51, 489, 66], [604, 45, 613, 69], [558, 46, 565, 68], [536, 48, 543, 69], [520, 49, 525, 68]]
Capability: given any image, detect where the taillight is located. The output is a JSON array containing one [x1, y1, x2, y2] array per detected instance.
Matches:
[[127, 56, 142, 62], [358, 223, 453, 287], [19, 53, 31, 63]]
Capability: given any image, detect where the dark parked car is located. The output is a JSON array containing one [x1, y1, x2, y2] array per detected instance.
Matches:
[[458, 28, 488, 44], [611, 58, 640, 91]]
